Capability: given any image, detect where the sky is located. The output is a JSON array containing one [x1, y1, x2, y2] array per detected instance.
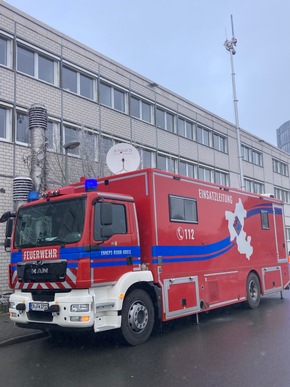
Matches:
[[3, 0, 290, 146]]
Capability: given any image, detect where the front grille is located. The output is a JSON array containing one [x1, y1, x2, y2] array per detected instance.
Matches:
[[17, 260, 67, 283]]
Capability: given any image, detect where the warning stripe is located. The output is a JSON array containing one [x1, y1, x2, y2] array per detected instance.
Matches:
[[13, 268, 77, 290]]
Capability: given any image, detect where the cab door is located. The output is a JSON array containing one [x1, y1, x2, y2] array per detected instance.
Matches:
[[90, 200, 141, 284]]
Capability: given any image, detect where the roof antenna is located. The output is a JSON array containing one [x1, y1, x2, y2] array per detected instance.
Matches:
[[224, 15, 244, 190]]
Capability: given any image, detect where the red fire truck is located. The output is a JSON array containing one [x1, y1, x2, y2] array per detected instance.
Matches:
[[1, 168, 289, 345]]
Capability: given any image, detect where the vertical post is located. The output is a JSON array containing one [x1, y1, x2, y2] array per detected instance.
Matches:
[[63, 141, 80, 185], [65, 147, 69, 185], [224, 15, 245, 190]]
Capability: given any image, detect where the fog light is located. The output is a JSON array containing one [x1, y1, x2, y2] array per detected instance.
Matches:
[[10, 312, 17, 318], [70, 304, 89, 312], [70, 315, 90, 322]]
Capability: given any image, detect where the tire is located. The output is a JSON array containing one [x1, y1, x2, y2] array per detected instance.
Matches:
[[121, 289, 154, 346], [246, 272, 261, 309]]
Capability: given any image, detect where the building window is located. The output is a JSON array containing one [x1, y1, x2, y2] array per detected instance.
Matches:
[[38, 54, 54, 84], [273, 158, 289, 176], [156, 107, 175, 132], [274, 187, 290, 204], [286, 227, 290, 241], [62, 66, 94, 99], [99, 81, 126, 112], [16, 112, 30, 144], [62, 66, 77, 93], [241, 144, 262, 166], [139, 148, 155, 168], [64, 125, 80, 155], [169, 195, 198, 223], [244, 178, 265, 194], [198, 165, 214, 183], [17, 44, 56, 85], [46, 121, 59, 151], [130, 96, 152, 123], [157, 153, 177, 173], [80, 73, 94, 99], [17, 45, 34, 76], [178, 117, 194, 140], [0, 107, 9, 140], [0, 36, 8, 66], [197, 125, 212, 147], [114, 88, 125, 112], [100, 136, 114, 156], [215, 170, 229, 186], [213, 132, 228, 153], [179, 161, 196, 178]]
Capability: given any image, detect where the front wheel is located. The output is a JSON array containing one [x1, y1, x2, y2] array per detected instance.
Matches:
[[246, 272, 261, 309], [121, 289, 154, 346]]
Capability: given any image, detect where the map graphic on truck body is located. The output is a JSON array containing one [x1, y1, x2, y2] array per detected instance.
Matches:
[[225, 198, 253, 260]]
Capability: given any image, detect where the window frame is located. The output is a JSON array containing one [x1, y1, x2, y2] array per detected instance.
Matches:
[[0, 105, 12, 141], [169, 194, 198, 224], [130, 95, 153, 123], [16, 42, 58, 85], [261, 210, 270, 230], [156, 107, 176, 132], [0, 33, 13, 68], [244, 177, 265, 194], [99, 81, 127, 113], [16, 111, 30, 145], [93, 202, 127, 241], [272, 158, 289, 177], [62, 64, 95, 100], [157, 153, 177, 173]]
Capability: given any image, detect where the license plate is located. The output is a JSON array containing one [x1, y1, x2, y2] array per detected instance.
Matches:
[[29, 302, 49, 311]]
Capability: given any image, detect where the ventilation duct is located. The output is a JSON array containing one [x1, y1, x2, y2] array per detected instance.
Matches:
[[13, 177, 33, 209], [29, 104, 48, 193]]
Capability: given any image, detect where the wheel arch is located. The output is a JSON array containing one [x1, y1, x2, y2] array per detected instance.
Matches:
[[124, 281, 162, 321]]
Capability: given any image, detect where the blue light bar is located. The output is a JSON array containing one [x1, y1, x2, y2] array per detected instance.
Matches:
[[85, 179, 98, 192], [28, 191, 39, 202]]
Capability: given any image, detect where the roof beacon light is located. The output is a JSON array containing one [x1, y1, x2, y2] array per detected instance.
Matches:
[[28, 191, 39, 202], [85, 179, 98, 192]]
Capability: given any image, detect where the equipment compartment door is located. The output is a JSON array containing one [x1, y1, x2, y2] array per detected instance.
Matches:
[[273, 205, 287, 262], [164, 276, 200, 319], [262, 266, 283, 294]]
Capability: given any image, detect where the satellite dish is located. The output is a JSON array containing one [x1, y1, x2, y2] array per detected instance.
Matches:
[[106, 143, 140, 174]]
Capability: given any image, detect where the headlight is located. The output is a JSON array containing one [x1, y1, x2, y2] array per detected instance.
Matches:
[[9, 301, 16, 309], [70, 304, 90, 312]]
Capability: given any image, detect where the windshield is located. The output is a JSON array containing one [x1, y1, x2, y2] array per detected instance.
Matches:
[[14, 197, 86, 248]]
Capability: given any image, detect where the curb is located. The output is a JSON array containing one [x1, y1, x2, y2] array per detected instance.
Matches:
[[0, 332, 47, 348]]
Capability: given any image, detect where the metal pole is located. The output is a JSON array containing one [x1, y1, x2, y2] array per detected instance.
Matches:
[[65, 148, 68, 185], [63, 141, 80, 186], [224, 15, 245, 190]]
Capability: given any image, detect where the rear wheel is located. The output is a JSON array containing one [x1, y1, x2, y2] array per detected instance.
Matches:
[[246, 272, 261, 309], [121, 289, 154, 346]]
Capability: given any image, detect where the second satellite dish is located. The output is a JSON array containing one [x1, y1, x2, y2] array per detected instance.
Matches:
[[106, 143, 140, 174]]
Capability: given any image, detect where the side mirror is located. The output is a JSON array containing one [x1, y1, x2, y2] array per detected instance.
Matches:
[[4, 218, 14, 252], [6, 218, 14, 238], [0, 211, 16, 223]]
